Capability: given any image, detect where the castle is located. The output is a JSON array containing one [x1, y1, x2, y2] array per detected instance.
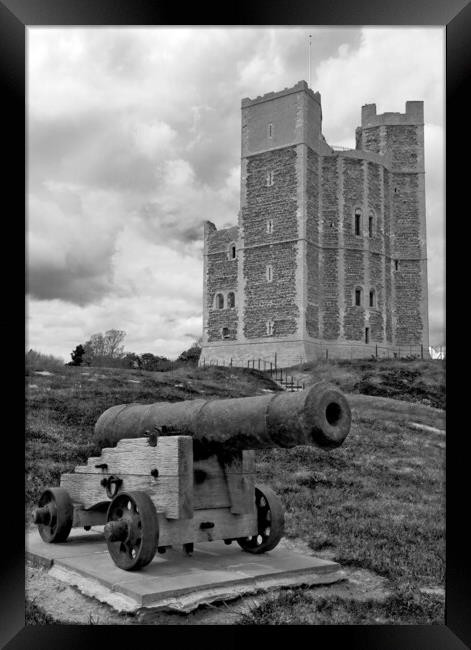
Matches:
[[200, 81, 429, 367]]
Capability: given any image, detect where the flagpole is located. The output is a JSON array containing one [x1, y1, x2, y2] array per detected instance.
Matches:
[[308, 34, 312, 87]]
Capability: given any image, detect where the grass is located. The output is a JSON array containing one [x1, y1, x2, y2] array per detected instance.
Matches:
[[25, 360, 445, 625], [25, 349, 66, 374], [241, 390, 445, 624], [288, 358, 445, 409], [238, 588, 444, 625], [25, 599, 56, 625]]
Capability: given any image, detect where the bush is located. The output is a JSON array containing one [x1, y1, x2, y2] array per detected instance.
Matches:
[[177, 342, 201, 365], [25, 350, 65, 375]]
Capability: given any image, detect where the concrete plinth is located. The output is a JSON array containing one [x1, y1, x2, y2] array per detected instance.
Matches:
[[26, 528, 345, 613]]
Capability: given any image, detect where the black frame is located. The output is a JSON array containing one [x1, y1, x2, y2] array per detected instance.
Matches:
[[2, 0, 464, 647]]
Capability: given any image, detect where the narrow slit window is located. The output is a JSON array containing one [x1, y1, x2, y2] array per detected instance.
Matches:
[[354, 208, 362, 236], [369, 289, 376, 308], [365, 327, 370, 344], [266, 320, 274, 336], [267, 219, 273, 234], [354, 287, 362, 307], [268, 123, 273, 138], [229, 243, 236, 259], [266, 171, 274, 187], [266, 265, 273, 282], [227, 292, 235, 308], [368, 213, 374, 237], [394, 259, 399, 271]]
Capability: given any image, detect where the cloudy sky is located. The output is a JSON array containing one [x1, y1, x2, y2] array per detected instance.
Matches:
[[27, 27, 445, 362]]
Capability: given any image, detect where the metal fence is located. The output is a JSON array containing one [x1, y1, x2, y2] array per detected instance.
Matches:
[[200, 342, 434, 371], [199, 356, 305, 391]]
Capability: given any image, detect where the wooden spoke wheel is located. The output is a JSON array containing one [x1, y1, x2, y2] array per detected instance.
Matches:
[[33, 487, 73, 543], [237, 484, 284, 554], [104, 491, 159, 571]]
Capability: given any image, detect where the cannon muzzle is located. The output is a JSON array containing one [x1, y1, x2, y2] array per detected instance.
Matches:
[[94, 382, 351, 457]]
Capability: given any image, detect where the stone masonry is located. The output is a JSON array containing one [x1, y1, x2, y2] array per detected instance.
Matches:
[[200, 81, 429, 367]]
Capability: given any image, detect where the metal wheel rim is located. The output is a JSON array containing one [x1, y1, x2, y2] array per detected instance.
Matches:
[[37, 488, 73, 543], [237, 485, 284, 554], [105, 491, 158, 571]]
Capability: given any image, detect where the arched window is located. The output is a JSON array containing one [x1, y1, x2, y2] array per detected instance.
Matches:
[[228, 243, 237, 260], [266, 265, 273, 282], [227, 292, 235, 308], [266, 320, 275, 336], [215, 293, 224, 309], [266, 219, 274, 234], [354, 287, 363, 307], [354, 208, 362, 236], [221, 327, 230, 339], [368, 212, 375, 238], [369, 288, 376, 308]]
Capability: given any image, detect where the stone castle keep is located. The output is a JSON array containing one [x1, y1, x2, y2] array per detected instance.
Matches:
[[200, 81, 429, 367]]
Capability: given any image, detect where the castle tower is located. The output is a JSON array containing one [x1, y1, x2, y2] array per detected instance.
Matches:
[[237, 81, 332, 365], [356, 102, 429, 350], [199, 82, 429, 366]]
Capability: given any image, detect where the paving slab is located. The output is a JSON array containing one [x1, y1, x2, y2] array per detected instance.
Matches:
[[26, 528, 346, 613]]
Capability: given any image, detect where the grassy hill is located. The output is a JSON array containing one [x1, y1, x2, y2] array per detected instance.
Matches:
[[26, 360, 445, 625], [288, 358, 445, 410]]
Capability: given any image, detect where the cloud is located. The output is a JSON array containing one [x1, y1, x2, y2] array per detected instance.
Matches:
[[315, 28, 444, 144], [27, 187, 121, 304]]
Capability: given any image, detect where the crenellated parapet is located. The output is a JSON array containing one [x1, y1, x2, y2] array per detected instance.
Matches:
[[361, 101, 424, 127]]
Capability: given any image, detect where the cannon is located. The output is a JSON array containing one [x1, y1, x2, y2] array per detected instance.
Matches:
[[32, 382, 351, 571]]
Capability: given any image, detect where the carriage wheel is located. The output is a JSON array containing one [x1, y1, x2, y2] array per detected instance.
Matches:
[[33, 487, 73, 543], [237, 484, 284, 554], [104, 491, 159, 571]]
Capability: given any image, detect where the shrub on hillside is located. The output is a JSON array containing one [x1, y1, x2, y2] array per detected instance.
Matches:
[[140, 353, 173, 371], [69, 344, 86, 366], [25, 349, 65, 374], [177, 341, 201, 365]]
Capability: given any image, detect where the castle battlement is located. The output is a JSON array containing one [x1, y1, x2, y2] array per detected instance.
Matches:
[[361, 101, 424, 127], [241, 80, 321, 108]]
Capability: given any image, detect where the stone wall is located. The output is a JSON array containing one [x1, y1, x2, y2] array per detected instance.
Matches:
[[243, 241, 299, 338], [383, 169, 393, 343], [242, 146, 299, 339], [319, 157, 339, 339], [343, 249, 365, 341], [206, 225, 239, 343], [306, 147, 320, 337]]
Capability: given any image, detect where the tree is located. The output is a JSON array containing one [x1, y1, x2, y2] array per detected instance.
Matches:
[[121, 352, 142, 369], [70, 344, 86, 366], [81, 330, 127, 367], [103, 329, 126, 358]]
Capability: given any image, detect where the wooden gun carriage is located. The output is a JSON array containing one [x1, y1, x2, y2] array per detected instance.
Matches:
[[32, 382, 351, 571]]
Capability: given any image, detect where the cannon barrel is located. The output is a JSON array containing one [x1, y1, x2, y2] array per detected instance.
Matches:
[[94, 382, 351, 456]]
